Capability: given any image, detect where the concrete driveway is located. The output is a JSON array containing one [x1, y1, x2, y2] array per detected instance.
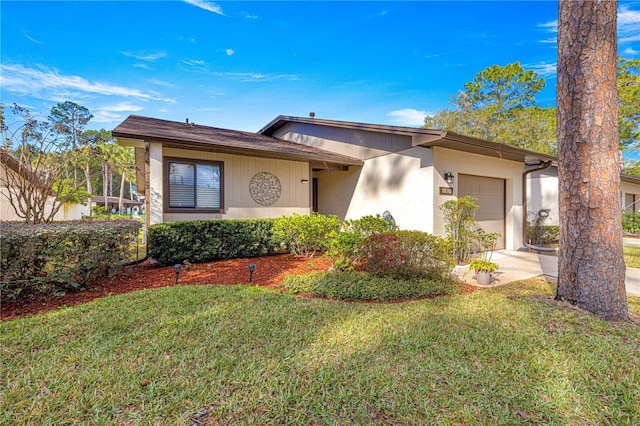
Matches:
[[456, 249, 640, 296]]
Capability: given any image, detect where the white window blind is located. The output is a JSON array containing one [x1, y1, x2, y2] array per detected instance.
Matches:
[[168, 161, 222, 209]]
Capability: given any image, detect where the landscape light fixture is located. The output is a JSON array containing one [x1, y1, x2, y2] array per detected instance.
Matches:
[[174, 264, 182, 284], [444, 172, 455, 185], [248, 263, 256, 283]]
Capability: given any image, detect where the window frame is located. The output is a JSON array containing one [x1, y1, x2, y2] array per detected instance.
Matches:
[[163, 157, 224, 213]]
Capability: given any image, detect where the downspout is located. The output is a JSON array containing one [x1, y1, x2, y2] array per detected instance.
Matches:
[[522, 160, 552, 248]]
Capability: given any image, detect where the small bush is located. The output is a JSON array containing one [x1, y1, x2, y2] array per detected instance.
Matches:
[[440, 196, 479, 263], [359, 230, 454, 282], [527, 225, 559, 246], [271, 213, 340, 257], [148, 218, 277, 266], [1, 219, 141, 300], [325, 214, 395, 271], [622, 210, 640, 235], [282, 271, 459, 301]]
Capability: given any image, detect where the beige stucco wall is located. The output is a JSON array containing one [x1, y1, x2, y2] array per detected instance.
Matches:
[[526, 168, 560, 226], [527, 167, 640, 221], [0, 167, 89, 222], [433, 147, 524, 250], [148, 144, 311, 225], [317, 147, 435, 231]]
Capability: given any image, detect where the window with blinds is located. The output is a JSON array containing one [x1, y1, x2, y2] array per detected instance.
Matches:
[[167, 159, 223, 211]]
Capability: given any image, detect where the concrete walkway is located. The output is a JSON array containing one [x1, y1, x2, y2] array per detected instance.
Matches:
[[456, 250, 640, 296]]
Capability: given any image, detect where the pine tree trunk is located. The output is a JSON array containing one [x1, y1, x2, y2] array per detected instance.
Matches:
[[556, 0, 628, 320]]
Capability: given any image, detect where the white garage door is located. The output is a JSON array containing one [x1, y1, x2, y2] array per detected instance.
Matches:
[[458, 174, 505, 249]]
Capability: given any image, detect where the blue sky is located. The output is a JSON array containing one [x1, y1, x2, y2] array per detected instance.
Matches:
[[1, 0, 639, 143]]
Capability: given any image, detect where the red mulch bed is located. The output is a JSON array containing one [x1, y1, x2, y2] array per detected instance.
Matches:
[[1, 254, 477, 321]]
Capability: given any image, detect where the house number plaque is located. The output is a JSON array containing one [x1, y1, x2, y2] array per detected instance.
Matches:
[[439, 187, 454, 195], [250, 172, 282, 206]]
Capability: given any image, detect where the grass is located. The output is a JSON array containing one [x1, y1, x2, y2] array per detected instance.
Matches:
[[1, 279, 639, 425], [625, 245, 640, 268]]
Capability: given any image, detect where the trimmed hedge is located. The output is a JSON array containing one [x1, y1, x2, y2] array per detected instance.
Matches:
[[147, 218, 278, 266], [1, 219, 141, 300], [282, 270, 460, 301], [271, 213, 340, 258]]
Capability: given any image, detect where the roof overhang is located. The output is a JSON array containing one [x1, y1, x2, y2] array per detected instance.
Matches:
[[113, 115, 362, 171], [260, 115, 557, 165], [413, 131, 557, 165]]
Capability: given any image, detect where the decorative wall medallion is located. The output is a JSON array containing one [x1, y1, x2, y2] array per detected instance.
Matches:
[[249, 172, 281, 206]]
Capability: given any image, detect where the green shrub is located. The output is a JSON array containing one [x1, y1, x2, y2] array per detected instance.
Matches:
[[527, 225, 559, 246], [271, 213, 340, 257], [325, 214, 395, 271], [0, 219, 141, 300], [359, 230, 454, 282], [148, 218, 277, 266], [622, 210, 640, 235], [282, 270, 459, 301], [440, 196, 479, 263]]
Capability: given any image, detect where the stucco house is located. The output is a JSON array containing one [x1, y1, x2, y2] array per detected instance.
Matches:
[[112, 114, 640, 250], [0, 150, 89, 222], [527, 165, 640, 227]]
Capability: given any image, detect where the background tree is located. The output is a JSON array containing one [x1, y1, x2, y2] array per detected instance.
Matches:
[[618, 58, 640, 151], [424, 62, 557, 154], [49, 101, 93, 187], [624, 159, 640, 177], [556, 0, 627, 320], [0, 104, 90, 223], [425, 59, 638, 156]]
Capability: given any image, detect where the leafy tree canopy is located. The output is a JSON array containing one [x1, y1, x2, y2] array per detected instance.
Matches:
[[425, 59, 639, 155], [618, 58, 640, 150]]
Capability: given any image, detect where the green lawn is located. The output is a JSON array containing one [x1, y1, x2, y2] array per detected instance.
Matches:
[[2, 280, 639, 425], [625, 245, 640, 268]]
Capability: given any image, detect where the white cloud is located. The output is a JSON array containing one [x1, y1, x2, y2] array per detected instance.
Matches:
[[133, 63, 153, 70], [386, 109, 428, 126], [226, 48, 235, 56], [92, 102, 144, 123], [179, 59, 210, 73], [538, 5, 640, 45], [618, 5, 640, 25], [0, 64, 175, 103], [214, 72, 299, 82], [183, 0, 224, 15], [526, 61, 557, 77], [620, 34, 640, 43], [623, 47, 638, 55], [619, 5, 640, 43], [148, 78, 176, 88], [24, 33, 44, 45], [538, 20, 558, 32], [241, 11, 258, 19], [121, 51, 167, 61], [539, 37, 557, 44]]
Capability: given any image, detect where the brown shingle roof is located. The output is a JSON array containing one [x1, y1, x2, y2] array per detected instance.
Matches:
[[112, 115, 362, 170]]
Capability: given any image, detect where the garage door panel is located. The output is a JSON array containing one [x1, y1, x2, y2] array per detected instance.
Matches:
[[459, 174, 505, 249]]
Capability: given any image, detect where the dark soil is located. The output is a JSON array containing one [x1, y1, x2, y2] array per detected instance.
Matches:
[[1, 254, 478, 321]]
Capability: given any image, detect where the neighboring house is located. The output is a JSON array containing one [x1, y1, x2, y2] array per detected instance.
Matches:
[[0, 150, 89, 222], [527, 166, 640, 227], [90, 196, 144, 215]]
